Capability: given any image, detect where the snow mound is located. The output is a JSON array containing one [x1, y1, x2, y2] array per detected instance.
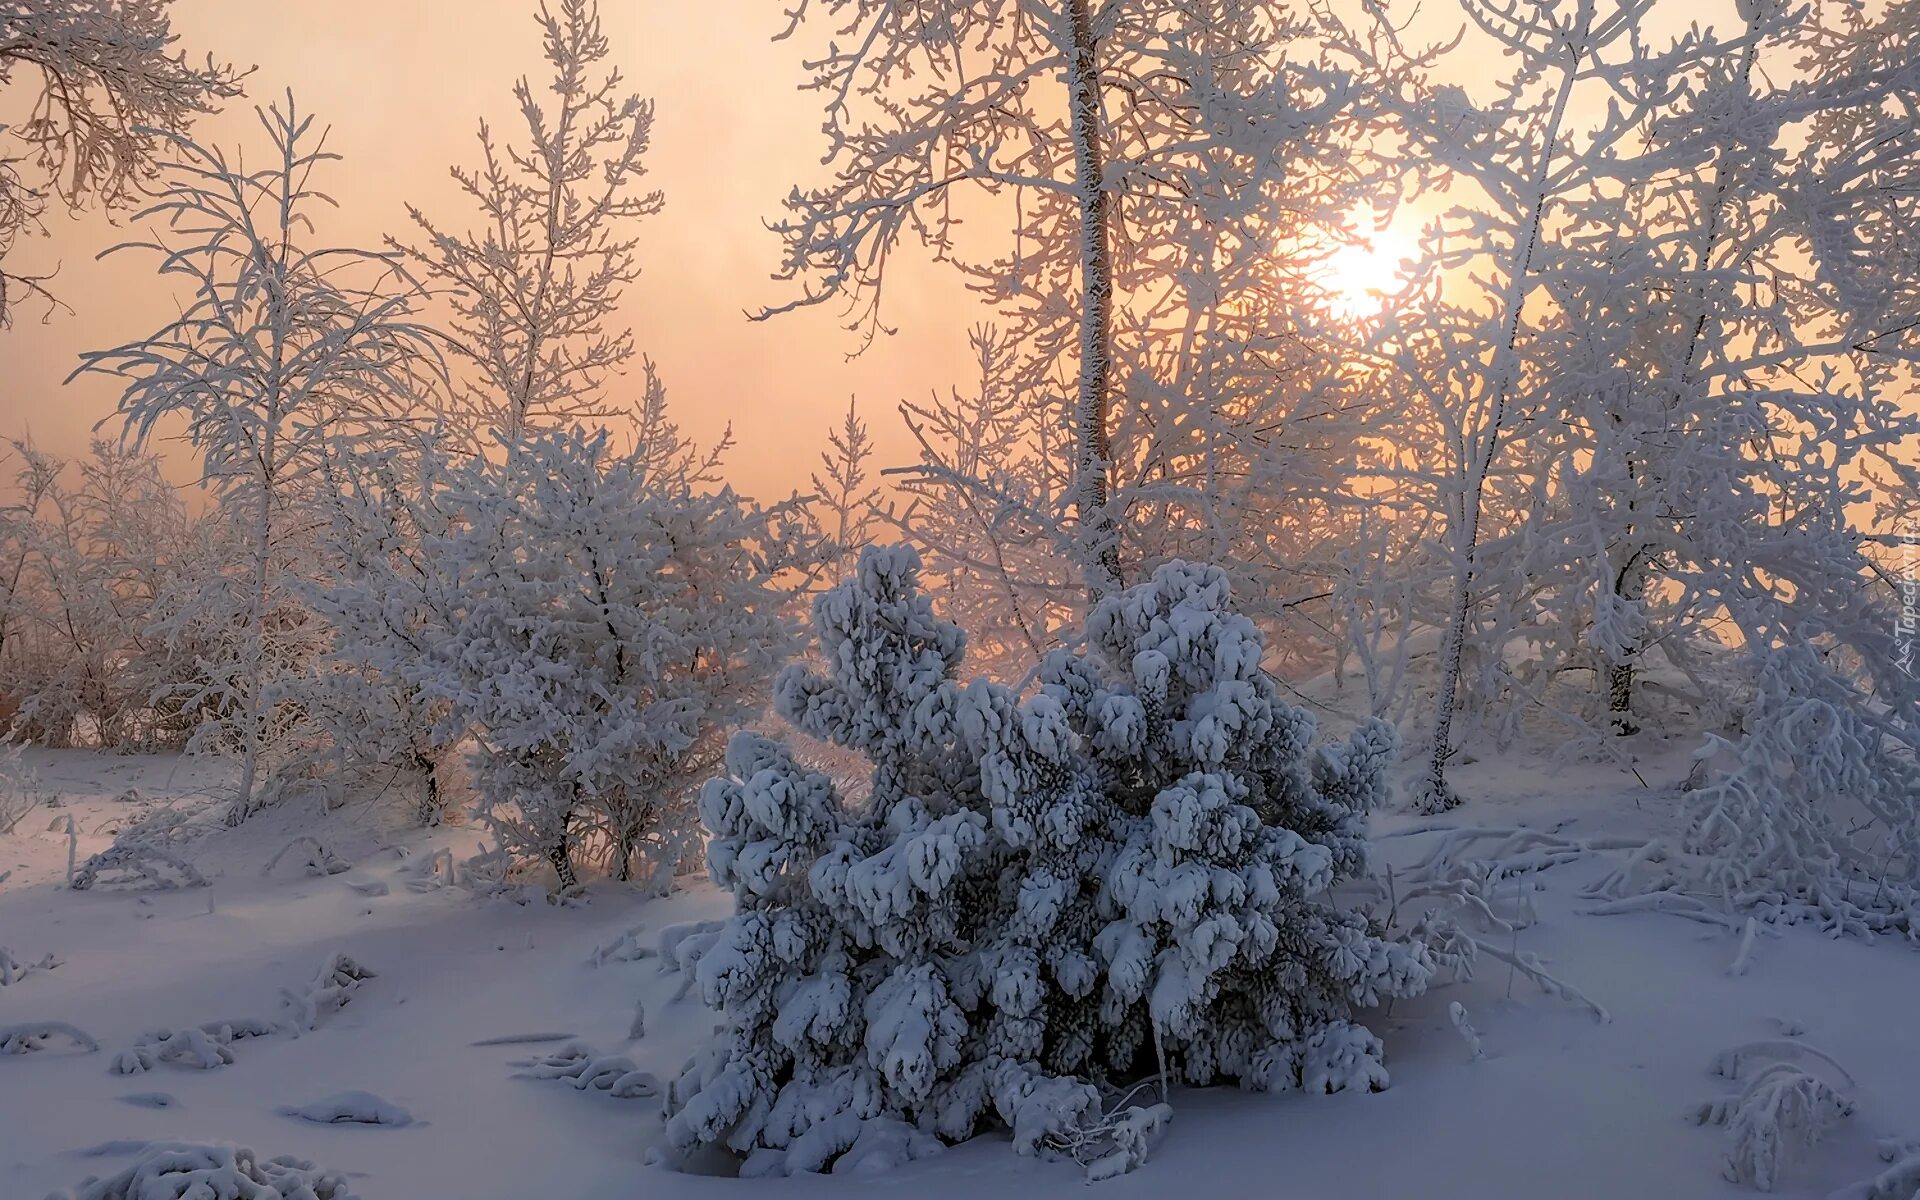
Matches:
[[278, 1090, 415, 1127], [0, 1021, 99, 1056]]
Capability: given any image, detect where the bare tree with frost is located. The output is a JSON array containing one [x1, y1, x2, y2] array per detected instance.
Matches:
[[0, 0, 244, 323], [395, 427, 800, 889], [764, 0, 1374, 604], [392, 0, 663, 446], [78, 96, 441, 823], [1338, 0, 1920, 923], [0, 440, 188, 747]]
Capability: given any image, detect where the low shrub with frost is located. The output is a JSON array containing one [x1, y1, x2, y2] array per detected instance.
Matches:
[[662, 547, 1431, 1177], [50, 1142, 357, 1200]]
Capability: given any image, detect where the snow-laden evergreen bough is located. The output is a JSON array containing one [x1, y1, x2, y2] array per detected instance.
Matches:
[[663, 546, 1432, 1176]]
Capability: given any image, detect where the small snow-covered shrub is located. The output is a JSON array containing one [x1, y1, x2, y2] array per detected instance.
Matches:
[[1693, 1040, 1856, 1192], [49, 1141, 358, 1200], [280, 954, 375, 1032], [0, 739, 49, 834], [662, 548, 1431, 1176], [111, 1019, 279, 1075], [396, 427, 800, 889], [1685, 643, 1920, 943]]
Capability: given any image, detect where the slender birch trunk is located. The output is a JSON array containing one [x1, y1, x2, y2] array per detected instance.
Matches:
[[1418, 45, 1582, 813], [1065, 0, 1120, 600]]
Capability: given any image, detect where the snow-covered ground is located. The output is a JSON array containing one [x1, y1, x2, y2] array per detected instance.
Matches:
[[3, 744, 1917, 1199]]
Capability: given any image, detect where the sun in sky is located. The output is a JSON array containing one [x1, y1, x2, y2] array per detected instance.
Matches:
[[1321, 224, 1417, 319]]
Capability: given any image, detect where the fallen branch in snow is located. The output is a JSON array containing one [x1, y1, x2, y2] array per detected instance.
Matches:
[[0, 945, 60, 986], [280, 954, 375, 1032], [511, 1042, 659, 1099], [470, 1032, 577, 1047], [47, 1141, 359, 1200], [1042, 1093, 1174, 1183], [587, 923, 656, 966], [513, 1041, 659, 1098], [1579, 891, 1750, 931], [1461, 935, 1611, 1023], [261, 836, 350, 879], [0, 1021, 100, 1055], [70, 843, 208, 892], [1712, 1040, 1856, 1088]]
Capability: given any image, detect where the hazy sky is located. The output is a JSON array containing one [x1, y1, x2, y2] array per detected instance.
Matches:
[[2, 0, 978, 500]]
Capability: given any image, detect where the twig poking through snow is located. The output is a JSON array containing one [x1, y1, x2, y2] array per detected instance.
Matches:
[[1449, 1002, 1485, 1060], [1728, 918, 1758, 977]]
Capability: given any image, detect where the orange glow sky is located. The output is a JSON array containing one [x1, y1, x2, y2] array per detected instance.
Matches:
[[2, 0, 979, 500]]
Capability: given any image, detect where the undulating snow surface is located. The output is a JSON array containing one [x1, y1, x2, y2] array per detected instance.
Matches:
[[3, 745, 1918, 1199]]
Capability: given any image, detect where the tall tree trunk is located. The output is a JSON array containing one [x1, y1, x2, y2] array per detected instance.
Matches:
[[1418, 46, 1581, 814], [228, 476, 273, 826], [547, 840, 577, 890], [1603, 30, 1757, 735], [1065, 0, 1120, 599], [1606, 552, 1646, 735], [415, 748, 443, 827]]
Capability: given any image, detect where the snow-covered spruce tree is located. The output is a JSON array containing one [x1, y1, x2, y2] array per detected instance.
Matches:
[[402, 426, 798, 889], [78, 96, 440, 823], [665, 545, 1429, 1176]]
